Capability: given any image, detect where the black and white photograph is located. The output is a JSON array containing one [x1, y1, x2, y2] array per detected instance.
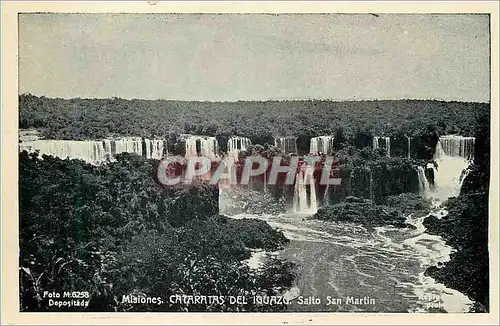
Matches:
[[2, 1, 498, 323]]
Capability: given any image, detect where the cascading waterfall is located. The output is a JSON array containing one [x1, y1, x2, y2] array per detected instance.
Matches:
[[19, 140, 110, 164], [103, 139, 113, 159], [459, 167, 472, 189], [430, 135, 475, 202], [263, 171, 268, 192], [403, 136, 477, 311], [144, 139, 166, 159], [310, 136, 334, 155], [19, 137, 167, 163], [293, 164, 318, 213], [184, 135, 219, 159], [407, 136, 411, 159], [372, 137, 379, 150], [227, 136, 251, 160], [417, 166, 430, 197], [113, 137, 143, 157], [437, 135, 475, 160], [217, 158, 237, 190], [372, 136, 391, 157], [275, 136, 298, 154], [324, 185, 330, 206], [223, 135, 477, 314]]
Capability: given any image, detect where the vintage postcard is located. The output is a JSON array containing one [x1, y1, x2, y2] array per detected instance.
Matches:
[[1, 1, 499, 325]]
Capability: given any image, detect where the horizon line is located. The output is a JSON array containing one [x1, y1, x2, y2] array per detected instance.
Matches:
[[19, 93, 490, 104]]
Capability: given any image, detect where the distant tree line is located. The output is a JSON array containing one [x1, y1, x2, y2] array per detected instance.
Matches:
[[19, 94, 489, 155]]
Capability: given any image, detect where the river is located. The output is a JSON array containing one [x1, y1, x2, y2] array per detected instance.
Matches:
[[231, 210, 473, 313]]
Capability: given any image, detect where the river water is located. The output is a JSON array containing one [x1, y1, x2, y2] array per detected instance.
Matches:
[[231, 210, 473, 313], [20, 132, 475, 312], [229, 136, 475, 313]]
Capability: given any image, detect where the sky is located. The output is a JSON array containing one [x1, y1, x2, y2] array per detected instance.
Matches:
[[19, 13, 490, 102]]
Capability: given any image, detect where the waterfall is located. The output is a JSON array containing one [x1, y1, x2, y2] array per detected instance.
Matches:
[[324, 184, 330, 206], [430, 135, 475, 202], [227, 136, 251, 161], [373, 136, 391, 157], [263, 171, 268, 193], [144, 139, 166, 159], [435, 135, 475, 161], [310, 176, 317, 212], [407, 136, 411, 159], [19, 137, 167, 163], [19, 140, 109, 164], [459, 166, 472, 189], [114, 137, 143, 156], [184, 135, 219, 159], [293, 164, 318, 213], [372, 137, 379, 150], [417, 166, 430, 197], [275, 137, 298, 154], [310, 136, 334, 155], [103, 139, 113, 160]]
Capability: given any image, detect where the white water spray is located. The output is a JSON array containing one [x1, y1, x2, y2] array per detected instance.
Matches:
[[144, 139, 166, 159], [275, 136, 298, 154], [430, 135, 475, 202], [310, 136, 334, 155], [19, 140, 110, 164], [407, 136, 411, 159], [113, 137, 144, 157], [227, 136, 251, 161], [293, 164, 318, 213], [373, 136, 391, 157], [417, 166, 430, 197], [19, 137, 167, 163], [184, 135, 218, 159]]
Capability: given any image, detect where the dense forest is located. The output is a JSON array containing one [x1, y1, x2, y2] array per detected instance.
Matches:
[[19, 151, 297, 312], [18, 93, 491, 313], [19, 94, 489, 154]]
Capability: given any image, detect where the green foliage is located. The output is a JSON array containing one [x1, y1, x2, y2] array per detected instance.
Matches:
[[386, 193, 432, 217], [317, 192, 431, 228], [223, 217, 289, 251], [20, 95, 488, 149], [423, 193, 489, 311], [18, 94, 491, 313], [312, 196, 407, 228], [461, 111, 490, 195], [19, 151, 294, 312], [165, 184, 219, 227], [220, 188, 287, 216], [105, 227, 294, 312], [325, 147, 420, 204], [257, 256, 298, 291]]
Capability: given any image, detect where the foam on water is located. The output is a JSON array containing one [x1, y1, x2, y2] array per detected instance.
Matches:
[[222, 135, 477, 313], [228, 210, 473, 313], [402, 211, 473, 312], [244, 249, 266, 270]]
